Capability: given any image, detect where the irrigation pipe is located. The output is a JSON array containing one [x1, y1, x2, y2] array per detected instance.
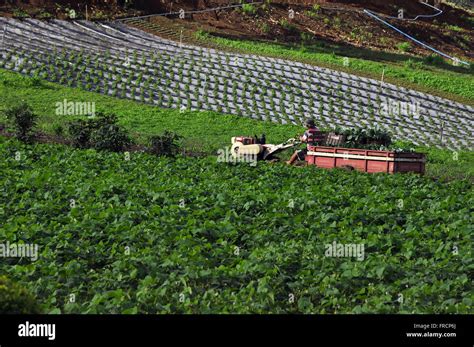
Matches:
[[364, 9, 470, 66], [385, 1, 443, 21], [114, 1, 468, 67]]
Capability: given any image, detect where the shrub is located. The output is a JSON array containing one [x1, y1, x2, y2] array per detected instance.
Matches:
[[0, 276, 42, 314], [90, 122, 132, 152], [148, 131, 182, 157], [305, 4, 321, 19], [69, 119, 94, 148], [3, 102, 38, 143], [68, 113, 132, 152]]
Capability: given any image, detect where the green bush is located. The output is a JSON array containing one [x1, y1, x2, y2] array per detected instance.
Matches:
[[90, 115, 132, 152], [0, 276, 41, 314], [148, 131, 182, 157], [3, 102, 38, 143], [68, 119, 94, 148], [68, 113, 132, 152]]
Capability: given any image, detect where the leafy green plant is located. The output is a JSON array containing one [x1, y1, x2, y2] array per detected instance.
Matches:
[[68, 119, 94, 148], [193, 35, 473, 102], [0, 136, 472, 313], [241, 4, 257, 16], [148, 131, 183, 157], [0, 276, 42, 314], [90, 120, 132, 152], [332, 126, 392, 149], [12, 8, 29, 18]]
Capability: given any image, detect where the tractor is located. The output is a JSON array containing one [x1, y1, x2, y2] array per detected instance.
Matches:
[[230, 135, 301, 161]]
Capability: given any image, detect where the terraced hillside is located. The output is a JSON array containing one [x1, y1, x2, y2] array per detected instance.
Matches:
[[0, 18, 472, 149]]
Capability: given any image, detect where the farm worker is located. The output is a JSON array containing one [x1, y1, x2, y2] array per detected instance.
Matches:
[[286, 118, 321, 165]]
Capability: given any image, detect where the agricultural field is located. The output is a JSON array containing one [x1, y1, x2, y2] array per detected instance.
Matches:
[[1, 136, 472, 314], [0, 0, 473, 320], [0, 18, 473, 149]]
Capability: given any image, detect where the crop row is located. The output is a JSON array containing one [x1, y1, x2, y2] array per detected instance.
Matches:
[[0, 18, 472, 149], [1, 137, 472, 313]]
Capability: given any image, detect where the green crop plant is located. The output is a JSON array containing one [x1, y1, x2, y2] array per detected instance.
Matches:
[[1, 133, 471, 313]]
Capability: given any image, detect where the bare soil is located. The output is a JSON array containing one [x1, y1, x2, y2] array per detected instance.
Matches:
[[0, 1, 472, 60], [179, 1, 474, 60]]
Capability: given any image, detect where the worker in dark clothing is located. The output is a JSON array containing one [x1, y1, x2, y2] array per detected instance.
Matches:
[[286, 118, 321, 165]]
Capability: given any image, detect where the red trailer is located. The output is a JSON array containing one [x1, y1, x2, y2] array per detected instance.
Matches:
[[305, 146, 426, 174]]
